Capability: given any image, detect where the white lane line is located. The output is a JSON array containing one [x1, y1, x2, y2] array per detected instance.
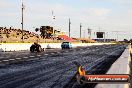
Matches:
[[29, 56, 35, 58], [15, 58, 21, 60], [44, 54, 48, 55], [34, 58, 39, 60], [37, 55, 41, 57], [2, 60, 9, 62], [0, 57, 4, 59], [9, 59, 15, 61], [23, 57, 28, 59], [65, 51, 69, 52], [51, 53, 55, 55]]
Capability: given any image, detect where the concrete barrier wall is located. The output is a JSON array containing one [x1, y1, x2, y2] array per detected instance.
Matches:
[[95, 45, 131, 88], [0, 43, 115, 52]]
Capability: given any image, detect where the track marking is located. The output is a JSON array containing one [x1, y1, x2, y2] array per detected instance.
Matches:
[[44, 54, 48, 55], [65, 51, 69, 52], [0, 57, 4, 59], [51, 53, 55, 55], [34, 58, 39, 60], [37, 55, 41, 57], [15, 58, 21, 60], [29, 56, 35, 58], [2, 60, 9, 62], [9, 59, 15, 61], [57, 52, 61, 54], [23, 57, 28, 59]]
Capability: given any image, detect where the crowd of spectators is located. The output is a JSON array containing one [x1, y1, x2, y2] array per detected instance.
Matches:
[[0, 27, 68, 43], [0, 27, 40, 43]]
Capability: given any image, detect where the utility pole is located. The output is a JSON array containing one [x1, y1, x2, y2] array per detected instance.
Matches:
[[88, 28, 91, 39], [69, 18, 71, 38], [52, 10, 55, 37], [83, 30, 85, 38], [21, 0, 24, 42], [80, 23, 82, 38], [104, 32, 106, 42], [112, 31, 119, 41]]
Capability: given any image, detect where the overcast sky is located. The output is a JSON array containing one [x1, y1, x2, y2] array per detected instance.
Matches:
[[0, 0, 132, 40]]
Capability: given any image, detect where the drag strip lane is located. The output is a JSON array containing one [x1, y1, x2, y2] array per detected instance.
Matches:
[[0, 44, 127, 88]]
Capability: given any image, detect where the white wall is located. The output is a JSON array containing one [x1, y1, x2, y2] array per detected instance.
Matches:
[[0, 43, 115, 52]]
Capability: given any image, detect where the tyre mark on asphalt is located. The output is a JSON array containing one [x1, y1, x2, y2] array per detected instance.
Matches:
[[0, 44, 127, 88], [0, 56, 77, 86]]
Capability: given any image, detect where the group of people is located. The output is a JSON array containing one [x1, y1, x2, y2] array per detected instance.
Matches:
[[0, 27, 40, 42]]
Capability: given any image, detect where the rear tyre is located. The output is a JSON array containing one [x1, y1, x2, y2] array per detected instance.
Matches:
[[36, 45, 42, 52], [30, 45, 35, 52]]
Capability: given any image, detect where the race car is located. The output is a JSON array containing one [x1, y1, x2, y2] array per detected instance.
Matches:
[[30, 42, 43, 52], [61, 42, 72, 49]]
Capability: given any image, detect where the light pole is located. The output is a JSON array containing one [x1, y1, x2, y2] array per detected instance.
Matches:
[[82, 30, 85, 38], [69, 18, 71, 38], [112, 31, 120, 41], [21, 0, 24, 42], [80, 23, 82, 38], [87, 28, 92, 39], [52, 10, 55, 38]]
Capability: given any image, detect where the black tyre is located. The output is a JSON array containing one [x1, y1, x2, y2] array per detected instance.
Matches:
[[30, 45, 35, 52], [36, 45, 41, 52]]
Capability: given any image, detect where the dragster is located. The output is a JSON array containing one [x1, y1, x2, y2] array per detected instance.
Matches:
[[30, 42, 44, 52], [74, 62, 130, 85]]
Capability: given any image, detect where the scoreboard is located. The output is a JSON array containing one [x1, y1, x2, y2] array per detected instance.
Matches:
[[96, 32, 104, 38]]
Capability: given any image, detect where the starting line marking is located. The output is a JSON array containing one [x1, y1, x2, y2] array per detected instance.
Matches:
[[29, 56, 35, 58], [2, 60, 9, 62], [9, 59, 15, 61], [23, 57, 28, 59], [15, 58, 21, 60], [37, 55, 41, 57]]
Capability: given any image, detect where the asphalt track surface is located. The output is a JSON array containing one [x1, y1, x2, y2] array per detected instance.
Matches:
[[0, 44, 127, 88]]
